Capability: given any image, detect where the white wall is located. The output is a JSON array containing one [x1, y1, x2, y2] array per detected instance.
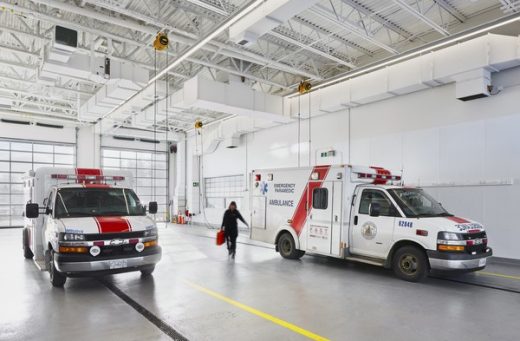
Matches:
[[186, 66, 520, 259], [77, 125, 100, 168], [0, 122, 75, 144]]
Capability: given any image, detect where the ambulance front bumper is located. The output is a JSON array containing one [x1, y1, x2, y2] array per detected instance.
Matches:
[[54, 246, 161, 276], [427, 248, 492, 271]]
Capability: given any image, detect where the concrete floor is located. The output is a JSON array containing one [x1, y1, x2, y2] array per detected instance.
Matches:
[[1, 224, 520, 341]]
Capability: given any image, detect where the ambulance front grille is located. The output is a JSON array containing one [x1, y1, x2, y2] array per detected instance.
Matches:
[[84, 231, 145, 241]]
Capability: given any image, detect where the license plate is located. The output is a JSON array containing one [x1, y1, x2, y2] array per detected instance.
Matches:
[[478, 258, 486, 267], [108, 259, 128, 269]]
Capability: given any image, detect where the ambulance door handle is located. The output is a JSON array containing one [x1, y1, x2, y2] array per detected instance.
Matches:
[[354, 216, 358, 225]]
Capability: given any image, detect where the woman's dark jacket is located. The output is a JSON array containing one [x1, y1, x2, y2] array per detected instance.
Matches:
[[221, 209, 247, 237]]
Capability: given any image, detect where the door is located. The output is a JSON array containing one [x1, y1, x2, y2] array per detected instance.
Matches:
[[351, 188, 398, 258], [307, 182, 338, 255], [251, 196, 266, 229]]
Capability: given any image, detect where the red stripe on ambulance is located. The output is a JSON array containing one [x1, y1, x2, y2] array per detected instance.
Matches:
[[94, 217, 132, 233], [446, 216, 470, 224], [290, 165, 331, 236]]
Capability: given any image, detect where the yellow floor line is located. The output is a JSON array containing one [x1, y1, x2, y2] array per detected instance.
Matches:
[[478, 271, 520, 281], [184, 280, 330, 341]]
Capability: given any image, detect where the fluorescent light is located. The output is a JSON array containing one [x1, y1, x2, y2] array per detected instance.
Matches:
[[312, 13, 520, 92]]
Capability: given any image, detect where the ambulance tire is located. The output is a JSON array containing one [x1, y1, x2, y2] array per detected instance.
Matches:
[[48, 250, 67, 287], [278, 233, 305, 260], [140, 265, 155, 277], [23, 228, 33, 259], [392, 246, 428, 282]]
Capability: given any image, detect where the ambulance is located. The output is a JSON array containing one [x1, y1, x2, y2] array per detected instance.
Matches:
[[22, 167, 162, 287], [250, 165, 492, 282]]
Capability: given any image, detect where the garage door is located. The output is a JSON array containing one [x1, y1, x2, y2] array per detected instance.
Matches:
[[0, 139, 75, 228], [101, 148, 169, 221]]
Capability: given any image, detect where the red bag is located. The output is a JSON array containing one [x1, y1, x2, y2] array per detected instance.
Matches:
[[216, 230, 225, 246]]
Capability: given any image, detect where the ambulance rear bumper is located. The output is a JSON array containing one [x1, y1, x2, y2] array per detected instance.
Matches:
[[54, 246, 161, 276], [427, 248, 492, 271]]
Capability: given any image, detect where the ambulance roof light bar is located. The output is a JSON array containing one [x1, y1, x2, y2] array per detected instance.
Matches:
[[357, 173, 402, 181], [50, 174, 125, 182]]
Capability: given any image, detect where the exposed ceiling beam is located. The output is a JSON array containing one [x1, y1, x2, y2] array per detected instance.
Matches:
[[0, 4, 299, 88], [339, 0, 414, 40], [75, 0, 320, 79], [101, 0, 267, 121], [392, 0, 450, 36], [310, 4, 399, 54], [0, 73, 95, 97], [292, 15, 375, 57], [434, 0, 467, 23], [269, 31, 357, 68], [184, 0, 228, 16]]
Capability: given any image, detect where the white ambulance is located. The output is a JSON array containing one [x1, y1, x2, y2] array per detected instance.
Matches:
[[23, 167, 161, 287], [250, 165, 492, 282]]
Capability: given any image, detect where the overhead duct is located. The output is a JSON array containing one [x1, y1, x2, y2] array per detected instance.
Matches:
[[184, 75, 290, 123], [79, 62, 148, 121], [229, 0, 321, 46], [132, 75, 290, 130], [455, 69, 491, 101], [286, 34, 520, 116]]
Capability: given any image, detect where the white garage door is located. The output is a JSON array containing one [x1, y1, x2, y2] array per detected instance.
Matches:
[[101, 148, 169, 221], [0, 139, 75, 227]]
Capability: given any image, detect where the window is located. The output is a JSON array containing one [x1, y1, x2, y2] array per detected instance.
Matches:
[[101, 148, 168, 221], [0, 139, 75, 227], [359, 189, 398, 217], [312, 188, 328, 209], [54, 188, 145, 218], [205, 175, 244, 209], [388, 188, 450, 218]]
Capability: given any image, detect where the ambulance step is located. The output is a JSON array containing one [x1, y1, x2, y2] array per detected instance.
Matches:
[[345, 256, 385, 267], [33, 259, 47, 271]]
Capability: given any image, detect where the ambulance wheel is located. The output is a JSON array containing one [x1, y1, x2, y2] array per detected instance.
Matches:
[[392, 246, 428, 282], [140, 265, 155, 277], [23, 229, 33, 259], [48, 250, 67, 287], [278, 233, 305, 260]]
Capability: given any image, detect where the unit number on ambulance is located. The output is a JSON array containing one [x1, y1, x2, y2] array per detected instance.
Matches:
[[398, 221, 413, 228]]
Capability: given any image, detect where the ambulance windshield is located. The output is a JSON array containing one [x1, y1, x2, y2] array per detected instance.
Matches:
[[388, 188, 452, 218], [54, 188, 146, 218]]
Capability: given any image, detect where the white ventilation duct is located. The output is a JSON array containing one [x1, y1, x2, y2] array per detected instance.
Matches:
[[79, 62, 148, 121], [193, 115, 277, 155], [286, 34, 520, 116], [184, 75, 290, 123]]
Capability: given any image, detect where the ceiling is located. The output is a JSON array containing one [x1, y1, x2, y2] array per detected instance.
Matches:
[[0, 0, 517, 133]]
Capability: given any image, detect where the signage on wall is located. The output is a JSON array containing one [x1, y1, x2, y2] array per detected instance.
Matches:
[[193, 182, 199, 187]]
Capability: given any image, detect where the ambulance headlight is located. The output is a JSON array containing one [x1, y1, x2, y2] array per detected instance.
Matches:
[[143, 228, 157, 237], [437, 232, 463, 241], [62, 233, 85, 241]]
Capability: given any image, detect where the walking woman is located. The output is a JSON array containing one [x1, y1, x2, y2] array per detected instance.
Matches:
[[221, 201, 248, 259]]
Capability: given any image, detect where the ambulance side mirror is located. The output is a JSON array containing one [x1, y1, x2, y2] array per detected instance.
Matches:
[[369, 203, 380, 217], [26, 203, 39, 219], [148, 201, 158, 214]]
